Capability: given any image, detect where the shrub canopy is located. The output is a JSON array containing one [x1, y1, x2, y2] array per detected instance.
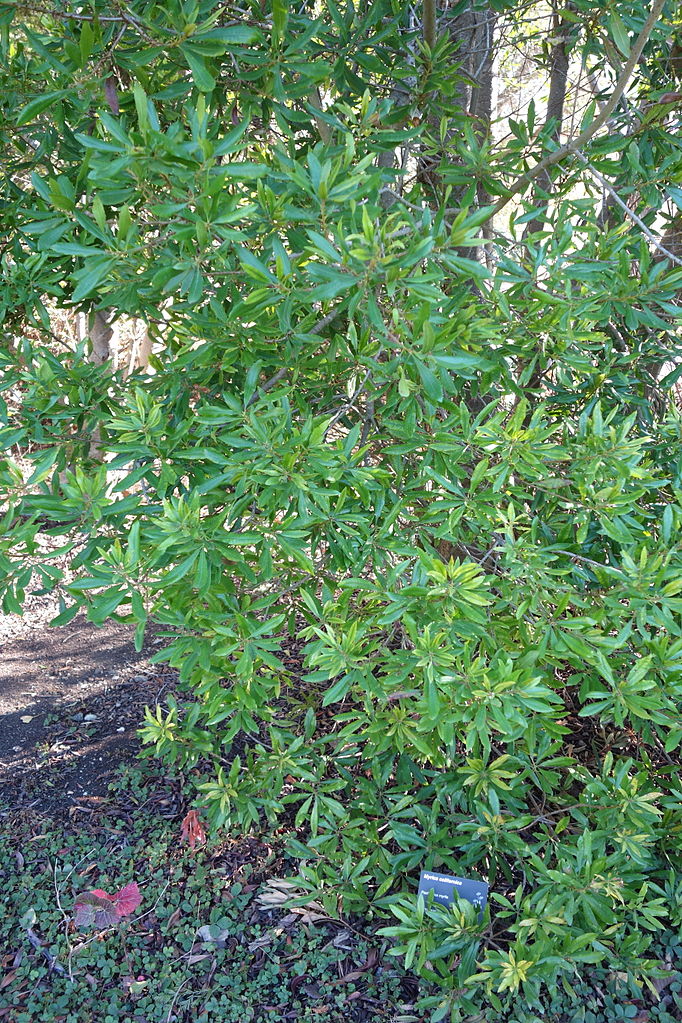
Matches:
[[2, 0, 682, 1018]]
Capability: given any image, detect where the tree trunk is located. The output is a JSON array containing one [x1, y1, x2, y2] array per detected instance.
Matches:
[[126, 320, 152, 376], [417, 1, 497, 209], [523, 4, 571, 239], [77, 309, 115, 365], [76, 310, 116, 461]]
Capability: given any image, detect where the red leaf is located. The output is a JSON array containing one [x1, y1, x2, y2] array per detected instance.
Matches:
[[73, 892, 120, 928], [180, 809, 206, 851], [74, 882, 141, 928], [112, 882, 141, 917]]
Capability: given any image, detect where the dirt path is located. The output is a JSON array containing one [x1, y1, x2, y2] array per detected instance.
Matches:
[[0, 604, 172, 814]]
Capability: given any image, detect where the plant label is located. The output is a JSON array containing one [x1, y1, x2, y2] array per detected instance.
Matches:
[[418, 870, 488, 916]]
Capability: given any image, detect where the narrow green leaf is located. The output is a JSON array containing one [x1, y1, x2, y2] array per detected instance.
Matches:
[[17, 91, 66, 125]]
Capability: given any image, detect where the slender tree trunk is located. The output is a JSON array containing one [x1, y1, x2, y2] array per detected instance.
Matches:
[[468, 6, 498, 260], [78, 309, 115, 365], [642, 38, 682, 392], [76, 310, 116, 461], [434, 3, 498, 261], [378, 79, 413, 209], [645, 216, 682, 394], [523, 4, 571, 238], [418, 3, 498, 216], [126, 320, 152, 377]]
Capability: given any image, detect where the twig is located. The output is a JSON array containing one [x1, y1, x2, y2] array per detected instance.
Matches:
[[40, 326, 73, 351], [576, 150, 682, 266], [489, 0, 667, 220], [91, 23, 127, 75], [381, 188, 427, 213], [552, 549, 627, 576], [118, 9, 157, 44], [15, 5, 131, 21], [133, 881, 171, 925], [165, 976, 193, 1022], [360, 397, 375, 449], [323, 360, 377, 439], [15, 2, 168, 42], [245, 307, 342, 408], [52, 855, 86, 981], [306, 307, 344, 337], [246, 366, 287, 408]]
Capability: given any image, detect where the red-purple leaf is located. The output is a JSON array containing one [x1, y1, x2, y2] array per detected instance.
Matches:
[[73, 892, 121, 929], [104, 77, 120, 115], [73, 882, 141, 928], [112, 882, 141, 917]]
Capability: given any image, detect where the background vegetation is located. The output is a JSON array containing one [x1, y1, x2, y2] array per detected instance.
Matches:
[[2, 0, 682, 1018]]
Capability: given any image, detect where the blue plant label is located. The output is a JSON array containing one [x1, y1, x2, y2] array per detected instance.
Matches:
[[418, 870, 489, 916]]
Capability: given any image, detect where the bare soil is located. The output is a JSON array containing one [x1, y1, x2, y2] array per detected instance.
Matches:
[[0, 602, 174, 815]]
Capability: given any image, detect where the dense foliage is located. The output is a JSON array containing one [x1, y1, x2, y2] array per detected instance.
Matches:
[[2, 0, 682, 1018]]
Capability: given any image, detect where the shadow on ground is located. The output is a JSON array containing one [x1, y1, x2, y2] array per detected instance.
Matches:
[[0, 616, 171, 814]]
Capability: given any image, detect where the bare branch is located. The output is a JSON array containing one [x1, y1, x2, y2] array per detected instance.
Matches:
[[577, 151, 682, 266], [307, 88, 331, 144], [323, 349, 383, 440], [490, 0, 667, 221], [245, 307, 343, 408], [247, 366, 288, 407], [523, 4, 571, 237]]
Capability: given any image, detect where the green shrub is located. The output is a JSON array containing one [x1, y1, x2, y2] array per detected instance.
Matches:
[[2, 1, 682, 1018]]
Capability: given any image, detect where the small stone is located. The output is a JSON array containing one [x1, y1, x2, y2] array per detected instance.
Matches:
[[71, 713, 84, 722], [116, 727, 125, 733], [83, 714, 98, 722]]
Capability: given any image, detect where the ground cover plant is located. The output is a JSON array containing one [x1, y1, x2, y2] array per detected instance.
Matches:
[[2, 0, 682, 1019], [0, 764, 425, 1022]]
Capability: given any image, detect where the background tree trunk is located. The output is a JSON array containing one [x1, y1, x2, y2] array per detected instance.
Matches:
[[523, 4, 572, 239], [77, 310, 115, 366]]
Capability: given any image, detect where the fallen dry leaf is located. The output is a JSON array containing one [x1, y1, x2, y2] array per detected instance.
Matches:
[[180, 809, 206, 851], [167, 907, 182, 928], [197, 924, 229, 946], [187, 953, 212, 966], [333, 969, 366, 985], [256, 879, 327, 921]]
